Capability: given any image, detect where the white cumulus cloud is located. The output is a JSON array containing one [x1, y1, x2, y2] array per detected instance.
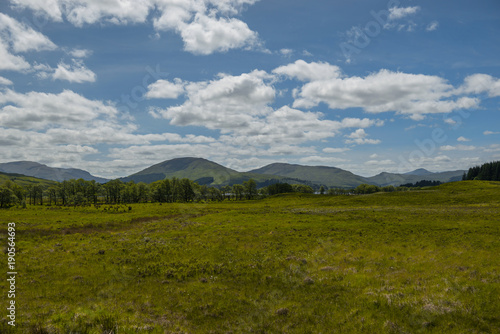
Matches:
[[273, 60, 342, 81], [62, 0, 151, 26], [146, 79, 185, 99], [457, 74, 500, 97], [178, 14, 260, 55], [345, 129, 381, 145], [52, 61, 96, 83], [149, 68, 385, 149], [9, 0, 262, 55], [0, 76, 13, 86], [276, 60, 483, 120], [388, 6, 420, 20], [0, 13, 57, 53], [0, 13, 57, 72], [0, 89, 116, 130], [0, 39, 30, 71], [153, 70, 275, 130], [9, 0, 64, 22]]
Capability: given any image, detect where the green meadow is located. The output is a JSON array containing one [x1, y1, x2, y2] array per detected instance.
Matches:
[[1, 181, 499, 333]]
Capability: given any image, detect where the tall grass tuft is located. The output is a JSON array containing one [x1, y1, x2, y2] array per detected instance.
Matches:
[[96, 314, 118, 334]]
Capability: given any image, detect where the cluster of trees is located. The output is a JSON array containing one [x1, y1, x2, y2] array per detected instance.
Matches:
[[150, 178, 258, 202], [0, 181, 26, 208], [328, 184, 413, 195], [463, 161, 500, 181], [400, 180, 442, 188], [263, 183, 314, 195], [352, 184, 398, 194]]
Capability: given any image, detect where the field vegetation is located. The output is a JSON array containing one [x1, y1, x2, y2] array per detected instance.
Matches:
[[0, 181, 499, 333]]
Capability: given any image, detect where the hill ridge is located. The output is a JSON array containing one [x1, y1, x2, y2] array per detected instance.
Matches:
[[0, 161, 109, 183], [249, 162, 370, 188]]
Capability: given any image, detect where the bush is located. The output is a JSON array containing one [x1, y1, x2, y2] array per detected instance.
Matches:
[[265, 183, 294, 195], [354, 184, 380, 194]]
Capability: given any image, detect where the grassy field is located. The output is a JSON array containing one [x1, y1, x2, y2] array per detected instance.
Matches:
[[1, 181, 499, 333]]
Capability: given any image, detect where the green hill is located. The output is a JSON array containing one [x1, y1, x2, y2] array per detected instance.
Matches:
[[0, 171, 58, 188], [121, 157, 246, 185], [366, 170, 465, 187], [249, 163, 371, 188]]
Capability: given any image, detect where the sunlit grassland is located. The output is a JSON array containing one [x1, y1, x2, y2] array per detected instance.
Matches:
[[1, 181, 499, 333]]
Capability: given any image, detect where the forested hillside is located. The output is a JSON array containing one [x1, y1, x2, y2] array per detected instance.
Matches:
[[463, 161, 500, 181]]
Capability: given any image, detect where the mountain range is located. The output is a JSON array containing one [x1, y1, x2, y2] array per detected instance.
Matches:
[[120, 158, 317, 188], [0, 161, 109, 183], [0, 158, 465, 189]]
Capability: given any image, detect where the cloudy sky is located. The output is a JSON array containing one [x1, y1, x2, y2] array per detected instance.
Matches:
[[0, 0, 499, 178]]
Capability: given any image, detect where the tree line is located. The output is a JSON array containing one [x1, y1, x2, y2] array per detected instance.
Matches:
[[329, 184, 396, 195], [463, 161, 500, 181], [400, 180, 442, 188], [326, 183, 435, 195], [0, 177, 321, 208]]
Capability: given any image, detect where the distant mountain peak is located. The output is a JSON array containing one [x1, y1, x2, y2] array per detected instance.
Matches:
[[404, 168, 433, 176], [122, 157, 241, 184]]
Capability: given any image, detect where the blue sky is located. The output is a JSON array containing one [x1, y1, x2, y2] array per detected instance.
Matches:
[[0, 0, 499, 178]]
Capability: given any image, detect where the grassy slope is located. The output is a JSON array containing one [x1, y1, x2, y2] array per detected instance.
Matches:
[[0, 171, 58, 188], [0, 181, 499, 333]]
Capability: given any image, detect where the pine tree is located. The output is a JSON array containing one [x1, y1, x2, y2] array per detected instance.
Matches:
[[465, 161, 500, 181]]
